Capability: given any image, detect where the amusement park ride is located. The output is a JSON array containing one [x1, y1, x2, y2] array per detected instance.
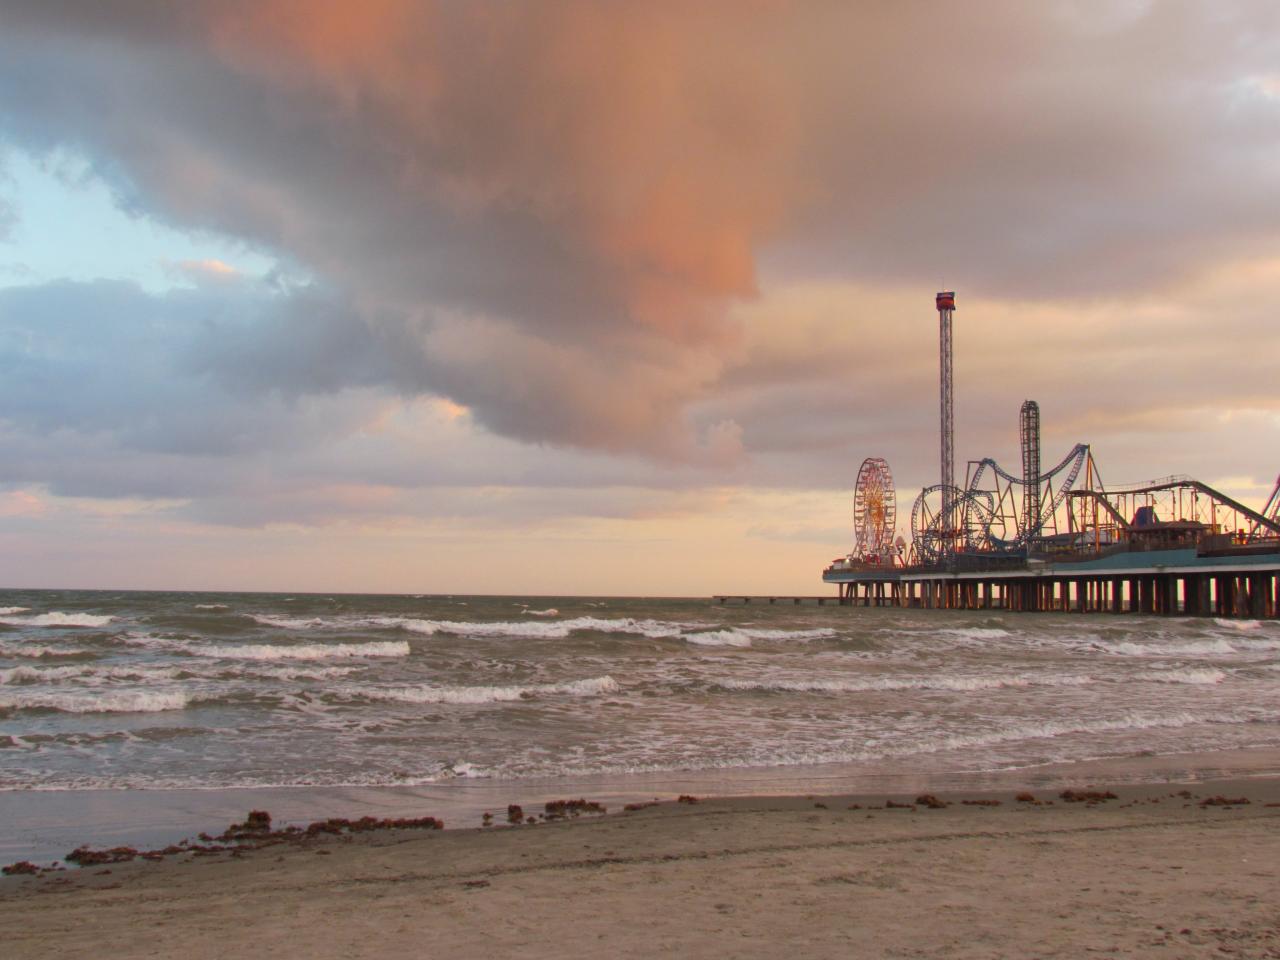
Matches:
[[832, 292, 1280, 577]]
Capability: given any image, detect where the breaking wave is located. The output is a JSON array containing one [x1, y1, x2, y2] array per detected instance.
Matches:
[[122, 634, 410, 660], [941, 627, 1012, 641], [0, 612, 115, 628], [0, 664, 128, 685], [0, 662, 361, 685], [1214, 618, 1267, 631], [0, 689, 192, 715], [0, 606, 30, 615], [1135, 667, 1227, 685], [370, 616, 689, 640], [339, 675, 619, 705], [719, 673, 1093, 694], [1105, 639, 1237, 657], [249, 615, 328, 629], [0, 641, 95, 659], [684, 627, 836, 648]]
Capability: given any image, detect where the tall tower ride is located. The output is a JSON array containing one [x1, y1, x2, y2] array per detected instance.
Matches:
[[936, 291, 956, 553]]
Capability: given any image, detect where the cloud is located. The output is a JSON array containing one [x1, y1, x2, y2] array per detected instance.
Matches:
[[2, 2, 1280, 573], [4, 2, 1276, 463], [0, 150, 17, 241], [169, 258, 240, 284]]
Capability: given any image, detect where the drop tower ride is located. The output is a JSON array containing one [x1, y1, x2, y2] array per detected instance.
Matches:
[[936, 291, 956, 557]]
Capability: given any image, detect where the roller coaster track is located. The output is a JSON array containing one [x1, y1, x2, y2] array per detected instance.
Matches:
[[963, 444, 1090, 546], [1254, 475, 1280, 539], [1076, 476, 1280, 539]]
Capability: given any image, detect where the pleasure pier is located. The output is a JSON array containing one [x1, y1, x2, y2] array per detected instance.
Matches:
[[775, 291, 1280, 618]]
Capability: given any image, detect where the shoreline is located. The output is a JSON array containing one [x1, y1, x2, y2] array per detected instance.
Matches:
[[4, 772, 1279, 958], [4, 744, 1279, 865]]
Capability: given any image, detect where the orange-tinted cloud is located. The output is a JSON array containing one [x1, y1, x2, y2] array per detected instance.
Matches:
[[3, 1, 1280, 468]]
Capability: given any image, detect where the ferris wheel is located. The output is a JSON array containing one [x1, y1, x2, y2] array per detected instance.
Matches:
[[854, 457, 897, 561]]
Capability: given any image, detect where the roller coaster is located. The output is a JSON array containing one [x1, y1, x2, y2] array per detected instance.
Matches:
[[905, 425, 1280, 568], [909, 442, 1095, 564]]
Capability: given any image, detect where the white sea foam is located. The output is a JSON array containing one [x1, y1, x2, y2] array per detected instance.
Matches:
[[1226, 637, 1280, 652], [439, 760, 487, 778], [684, 631, 753, 648], [1214, 618, 1265, 631], [908, 709, 1276, 757], [0, 641, 94, 659], [1106, 639, 1237, 657], [526, 608, 559, 617], [720, 673, 1093, 694], [0, 664, 117, 684], [684, 627, 836, 648], [239, 665, 363, 680], [1135, 667, 1227, 685], [191, 640, 410, 661], [0, 689, 192, 714], [343, 675, 619, 705], [194, 603, 229, 611], [940, 627, 1012, 641], [122, 634, 410, 660], [0, 606, 30, 615], [370, 616, 690, 640], [250, 614, 328, 629], [0, 612, 115, 628]]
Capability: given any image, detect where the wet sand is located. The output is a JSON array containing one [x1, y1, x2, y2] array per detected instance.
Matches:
[[7, 745, 1279, 866], [3, 777, 1280, 959]]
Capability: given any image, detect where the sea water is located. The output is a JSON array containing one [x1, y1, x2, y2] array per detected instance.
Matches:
[[3, 589, 1279, 797]]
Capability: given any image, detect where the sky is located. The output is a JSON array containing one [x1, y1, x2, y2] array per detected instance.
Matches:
[[1, 1, 1280, 595]]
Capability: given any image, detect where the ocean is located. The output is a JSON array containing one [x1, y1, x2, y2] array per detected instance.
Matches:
[[3, 589, 1280, 801], [2, 593, 1280, 865]]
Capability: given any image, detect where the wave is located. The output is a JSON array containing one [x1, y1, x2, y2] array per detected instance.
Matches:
[[194, 603, 229, 611], [0, 641, 96, 659], [339, 675, 619, 705], [0, 662, 362, 685], [1105, 639, 1237, 657], [1135, 667, 1226, 685], [369, 615, 688, 640], [1105, 635, 1280, 656], [1214, 618, 1271, 631], [684, 627, 836, 648], [1225, 637, 1280, 652], [196, 641, 411, 661], [122, 634, 410, 660], [0, 689, 192, 714], [719, 673, 1093, 694], [901, 708, 1280, 760], [940, 627, 1012, 641], [0, 606, 30, 615], [234, 664, 363, 680], [0, 664, 118, 685], [231, 612, 835, 648], [395, 707, 1280, 785], [0, 612, 115, 628], [250, 614, 328, 629]]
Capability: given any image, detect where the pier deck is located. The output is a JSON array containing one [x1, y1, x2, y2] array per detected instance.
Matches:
[[813, 547, 1280, 617]]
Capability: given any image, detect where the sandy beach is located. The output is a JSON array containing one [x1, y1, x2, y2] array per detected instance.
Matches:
[[3, 777, 1279, 959]]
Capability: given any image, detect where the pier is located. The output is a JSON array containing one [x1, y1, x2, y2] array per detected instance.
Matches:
[[791, 292, 1280, 618], [821, 547, 1280, 617]]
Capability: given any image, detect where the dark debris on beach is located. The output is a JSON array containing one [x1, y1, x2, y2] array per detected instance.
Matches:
[[4, 809, 447, 875]]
